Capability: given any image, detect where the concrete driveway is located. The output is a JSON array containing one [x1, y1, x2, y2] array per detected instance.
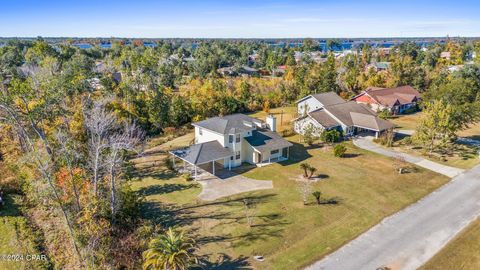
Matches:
[[196, 169, 273, 201], [353, 136, 465, 178]]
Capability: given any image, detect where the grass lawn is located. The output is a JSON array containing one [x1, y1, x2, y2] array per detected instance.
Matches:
[[389, 113, 480, 169], [389, 112, 423, 130], [420, 219, 480, 270], [0, 194, 49, 270], [131, 126, 449, 269]]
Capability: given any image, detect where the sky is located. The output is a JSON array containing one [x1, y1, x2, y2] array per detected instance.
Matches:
[[1, 0, 480, 38]]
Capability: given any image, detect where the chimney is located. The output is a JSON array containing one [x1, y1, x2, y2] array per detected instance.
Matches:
[[266, 115, 277, 132]]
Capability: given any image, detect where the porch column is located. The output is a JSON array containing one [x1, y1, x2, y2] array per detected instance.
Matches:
[[375, 131, 379, 139], [212, 160, 215, 175]]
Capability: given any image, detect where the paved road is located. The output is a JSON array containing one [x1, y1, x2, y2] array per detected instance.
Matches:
[[305, 138, 480, 270], [353, 137, 465, 178]]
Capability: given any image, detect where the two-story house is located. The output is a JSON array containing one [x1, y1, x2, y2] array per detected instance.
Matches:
[[170, 114, 292, 179], [294, 92, 394, 138]]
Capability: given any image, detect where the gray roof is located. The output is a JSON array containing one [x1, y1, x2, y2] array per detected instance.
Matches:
[[171, 141, 233, 165], [309, 109, 340, 128], [350, 112, 394, 131], [324, 101, 376, 126], [193, 114, 263, 134], [311, 92, 346, 106], [245, 129, 293, 152]]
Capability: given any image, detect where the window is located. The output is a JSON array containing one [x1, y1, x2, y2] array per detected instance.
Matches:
[[271, 149, 279, 155], [230, 156, 233, 160], [236, 134, 241, 143], [229, 135, 233, 143], [235, 151, 241, 160], [199, 128, 203, 135]]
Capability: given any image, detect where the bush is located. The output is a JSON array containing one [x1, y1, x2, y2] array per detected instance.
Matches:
[[321, 129, 341, 143], [333, 144, 347, 157], [281, 128, 295, 137], [181, 173, 193, 181], [165, 158, 175, 172], [374, 129, 395, 147], [378, 109, 393, 119]]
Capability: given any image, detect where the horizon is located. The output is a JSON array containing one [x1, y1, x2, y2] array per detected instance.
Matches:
[[2, 0, 480, 38]]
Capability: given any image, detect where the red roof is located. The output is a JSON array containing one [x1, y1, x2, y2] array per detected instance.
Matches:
[[358, 85, 421, 107]]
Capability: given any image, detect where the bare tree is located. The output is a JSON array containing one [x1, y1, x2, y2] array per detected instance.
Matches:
[[106, 122, 144, 221], [297, 180, 311, 205], [83, 100, 115, 196], [242, 199, 254, 227]]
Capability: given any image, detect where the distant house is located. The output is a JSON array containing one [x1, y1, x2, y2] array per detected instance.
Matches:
[[294, 92, 393, 138], [440, 51, 451, 60], [365, 62, 390, 72], [352, 85, 421, 114], [170, 114, 292, 179], [217, 66, 237, 76], [446, 65, 464, 72]]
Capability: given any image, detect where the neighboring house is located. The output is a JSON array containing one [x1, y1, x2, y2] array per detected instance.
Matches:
[[170, 114, 292, 179], [446, 65, 464, 72], [352, 85, 421, 114], [365, 62, 390, 72], [440, 51, 451, 60], [294, 92, 393, 138]]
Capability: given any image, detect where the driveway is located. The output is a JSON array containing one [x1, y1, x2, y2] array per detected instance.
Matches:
[[306, 165, 480, 270], [196, 169, 273, 201], [305, 137, 480, 270], [353, 136, 465, 178]]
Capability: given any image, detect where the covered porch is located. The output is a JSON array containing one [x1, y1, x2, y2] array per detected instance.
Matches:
[[169, 140, 233, 180], [253, 146, 291, 167]]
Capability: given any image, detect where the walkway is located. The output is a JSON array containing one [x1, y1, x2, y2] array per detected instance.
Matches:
[[305, 137, 480, 270], [353, 136, 465, 178]]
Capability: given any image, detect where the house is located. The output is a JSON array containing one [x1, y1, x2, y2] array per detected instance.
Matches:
[[440, 51, 451, 60], [294, 92, 393, 138], [352, 85, 421, 114], [365, 62, 390, 72], [170, 114, 292, 179]]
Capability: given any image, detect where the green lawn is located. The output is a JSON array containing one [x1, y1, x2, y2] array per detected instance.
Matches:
[[131, 130, 449, 269], [420, 219, 480, 270], [0, 194, 50, 270]]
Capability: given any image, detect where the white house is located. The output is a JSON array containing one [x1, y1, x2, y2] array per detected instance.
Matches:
[[294, 92, 394, 138], [170, 114, 292, 179]]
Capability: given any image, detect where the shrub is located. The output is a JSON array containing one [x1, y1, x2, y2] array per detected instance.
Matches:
[[303, 124, 319, 145], [165, 158, 175, 172], [378, 109, 392, 119], [375, 129, 395, 147], [333, 144, 347, 157], [300, 163, 310, 178], [312, 191, 322, 204], [321, 129, 341, 143], [181, 173, 193, 181]]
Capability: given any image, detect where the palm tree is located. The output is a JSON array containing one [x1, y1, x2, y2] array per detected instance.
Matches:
[[307, 166, 317, 179], [143, 228, 198, 270], [312, 191, 322, 205], [300, 163, 310, 178]]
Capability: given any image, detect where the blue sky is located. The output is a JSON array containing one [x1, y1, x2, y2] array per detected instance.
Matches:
[[1, 0, 480, 38]]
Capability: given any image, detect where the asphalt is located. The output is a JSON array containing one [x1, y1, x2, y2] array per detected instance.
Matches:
[[305, 137, 480, 270]]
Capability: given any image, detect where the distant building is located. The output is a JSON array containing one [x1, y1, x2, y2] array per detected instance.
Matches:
[[440, 51, 451, 60], [352, 85, 421, 114], [365, 62, 390, 72]]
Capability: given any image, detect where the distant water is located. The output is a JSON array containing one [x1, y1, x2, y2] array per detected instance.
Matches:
[[74, 42, 156, 49]]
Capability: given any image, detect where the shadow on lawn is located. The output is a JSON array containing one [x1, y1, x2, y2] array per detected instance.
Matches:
[[137, 183, 197, 196], [195, 253, 252, 270], [277, 141, 312, 166], [0, 193, 21, 217]]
